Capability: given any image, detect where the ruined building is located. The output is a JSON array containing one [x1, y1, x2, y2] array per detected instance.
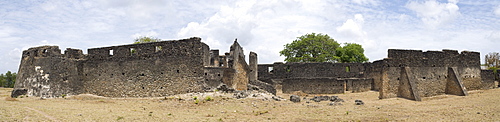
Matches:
[[12, 37, 269, 98], [12, 37, 497, 101], [258, 49, 497, 101]]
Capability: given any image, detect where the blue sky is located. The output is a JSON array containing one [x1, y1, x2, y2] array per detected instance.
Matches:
[[1, 0, 499, 73]]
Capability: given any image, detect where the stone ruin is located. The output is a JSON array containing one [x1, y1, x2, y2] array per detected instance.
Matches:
[[11, 37, 273, 98], [259, 49, 497, 101], [11, 37, 498, 101]]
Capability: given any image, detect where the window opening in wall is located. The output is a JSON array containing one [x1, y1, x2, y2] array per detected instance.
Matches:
[[109, 49, 114, 56], [345, 66, 350, 72], [130, 48, 136, 55], [142, 87, 145, 89], [122, 73, 125, 75], [155, 46, 162, 52], [160, 87, 163, 89], [268, 67, 274, 72], [177, 70, 180, 73], [286, 66, 291, 72], [43, 49, 47, 53], [217, 74, 220, 76], [205, 73, 207, 75], [422, 77, 426, 79]]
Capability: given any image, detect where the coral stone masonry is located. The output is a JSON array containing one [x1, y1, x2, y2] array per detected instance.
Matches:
[[12, 37, 498, 101]]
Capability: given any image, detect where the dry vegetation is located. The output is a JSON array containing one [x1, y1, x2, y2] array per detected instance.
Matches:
[[1, 88, 499, 121]]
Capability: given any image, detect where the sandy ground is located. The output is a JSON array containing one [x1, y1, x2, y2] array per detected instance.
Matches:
[[1, 88, 499, 121]]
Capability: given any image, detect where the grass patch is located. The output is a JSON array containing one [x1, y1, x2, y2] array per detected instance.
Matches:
[[116, 116, 124, 121]]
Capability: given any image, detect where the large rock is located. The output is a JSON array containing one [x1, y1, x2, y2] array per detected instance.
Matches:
[[11, 89, 27, 98], [330, 96, 344, 102], [355, 99, 364, 105], [290, 95, 301, 103]]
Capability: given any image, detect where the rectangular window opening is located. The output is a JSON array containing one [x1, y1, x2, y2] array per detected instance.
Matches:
[[268, 67, 274, 73], [345, 66, 350, 72], [109, 49, 114, 56], [155, 46, 162, 52], [130, 48, 136, 55]]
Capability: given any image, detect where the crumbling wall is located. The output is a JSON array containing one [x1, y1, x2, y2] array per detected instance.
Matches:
[[223, 41, 249, 90], [376, 49, 482, 100], [282, 77, 345, 94], [480, 70, 496, 89], [82, 37, 209, 97], [13, 46, 84, 98], [259, 62, 370, 94]]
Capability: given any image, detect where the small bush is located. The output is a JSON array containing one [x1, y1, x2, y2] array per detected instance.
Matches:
[[194, 99, 199, 104], [205, 96, 213, 101]]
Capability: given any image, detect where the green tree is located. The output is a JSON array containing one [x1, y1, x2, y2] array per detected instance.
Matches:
[[134, 36, 162, 44], [336, 43, 369, 63], [485, 52, 500, 70], [279, 33, 340, 62], [0, 71, 16, 88], [5, 71, 15, 88], [485, 52, 500, 80], [0, 74, 5, 87], [280, 33, 369, 63]]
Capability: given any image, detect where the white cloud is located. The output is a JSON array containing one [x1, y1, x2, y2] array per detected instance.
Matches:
[[406, 0, 461, 28], [495, 5, 500, 16], [336, 14, 365, 38], [132, 31, 159, 39], [336, 14, 376, 51]]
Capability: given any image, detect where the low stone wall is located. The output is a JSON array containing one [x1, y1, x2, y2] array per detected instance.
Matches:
[[282, 77, 345, 94]]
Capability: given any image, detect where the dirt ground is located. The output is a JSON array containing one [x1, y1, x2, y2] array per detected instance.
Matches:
[[1, 88, 499, 121]]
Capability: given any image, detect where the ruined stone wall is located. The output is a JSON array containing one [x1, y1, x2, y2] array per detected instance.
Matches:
[[224, 41, 249, 90], [282, 77, 345, 94], [258, 62, 370, 94], [14, 46, 85, 98], [376, 49, 483, 100], [82, 37, 209, 97], [480, 70, 496, 89]]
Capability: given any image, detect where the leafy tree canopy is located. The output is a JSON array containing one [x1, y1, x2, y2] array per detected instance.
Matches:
[[280, 33, 340, 62], [0, 71, 16, 88], [280, 33, 368, 63], [336, 43, 369, 63], [134, 36, 162, 44]]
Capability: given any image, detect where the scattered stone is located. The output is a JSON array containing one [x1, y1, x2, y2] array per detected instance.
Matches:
[[247, 84, 260, 91], [272, 96, 281, 101], [233, 91, 248, 99], [311, 96, 330, 102], [328, 102, 343, 106], [290, 95, 301, 103], [217, 84, 235, 93], [310, 96, 345, 102], [355, 99, 364, 105], [330, 96, 344, 102]]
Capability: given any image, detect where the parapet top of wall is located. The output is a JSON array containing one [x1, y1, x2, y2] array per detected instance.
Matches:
[[386, 49, 480, 67], [22, 46, 85, 59], [388, 49, 479, 59], [87, 37, 207, 60]]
